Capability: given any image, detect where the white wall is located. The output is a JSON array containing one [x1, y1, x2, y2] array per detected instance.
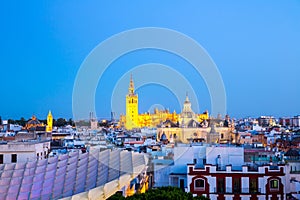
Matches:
[[2, 152, 35, 163], [294, 181, 300, 199], [0, 141, 50, 163], [173, 146, 194, 165], [208, 176, 216, 193], [173, 145, 207, 165], [241, 177, 249, 192], [226, 177, 232, 192], [154, 165, 171, 187], [287, 172, 300, 198], [206, 146, 244, 167]]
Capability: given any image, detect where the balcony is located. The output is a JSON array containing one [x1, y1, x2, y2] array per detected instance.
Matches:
[[269, 165, 279, 170], [290, 170, 300, 174], [214, 187, 261, 194], [216, 165, 226, 171]]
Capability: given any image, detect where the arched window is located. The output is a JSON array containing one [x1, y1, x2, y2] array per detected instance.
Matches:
[[270, 179, 279, 190], [195, 178, 205, 190]]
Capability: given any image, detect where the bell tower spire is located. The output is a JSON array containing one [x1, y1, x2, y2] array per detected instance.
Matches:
[[46, 110, 53, 132], [185, 92, 190, 103], [129, 74, 134, 95], [126, 74, 139, 130]]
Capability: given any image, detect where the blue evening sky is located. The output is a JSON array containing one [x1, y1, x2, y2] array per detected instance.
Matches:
[[1, 1, 300, 120]]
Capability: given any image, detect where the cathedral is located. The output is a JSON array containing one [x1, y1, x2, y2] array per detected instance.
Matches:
[[119, 75, 209, 130], [25, 111, 53, 132]]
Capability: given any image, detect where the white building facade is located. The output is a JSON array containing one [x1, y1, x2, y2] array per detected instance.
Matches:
[[187, 146, 286, 200], [0, 140, 50, 164], [187, 163, 286, 200]]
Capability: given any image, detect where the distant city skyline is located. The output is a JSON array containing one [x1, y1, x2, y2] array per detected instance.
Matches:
[[1, 1, 300, 119]]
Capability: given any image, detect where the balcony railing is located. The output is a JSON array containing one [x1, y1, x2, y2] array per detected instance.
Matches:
[[214, 187, 261, 194], [290, 170, 300, 174], [216, 165, 226, 171]]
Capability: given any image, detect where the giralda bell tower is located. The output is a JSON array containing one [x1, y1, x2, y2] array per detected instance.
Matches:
[[125, 74, 139, 130]]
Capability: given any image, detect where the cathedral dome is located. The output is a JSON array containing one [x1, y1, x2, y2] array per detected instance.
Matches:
[[25, 115, 45, 131], [160, 132, 167, 141], [27, 116, 41, 125]]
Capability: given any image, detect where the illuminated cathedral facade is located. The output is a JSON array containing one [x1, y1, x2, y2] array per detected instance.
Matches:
[[25, 111, 53, 132], [119, 75, 209, 130]]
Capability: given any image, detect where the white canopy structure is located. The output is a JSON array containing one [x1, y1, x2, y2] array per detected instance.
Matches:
[[0, 149, 148, 200]]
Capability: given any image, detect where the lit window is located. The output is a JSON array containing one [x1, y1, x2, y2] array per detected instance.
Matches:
[[270, 179, 279, 190], [195, 179, 205, 190]]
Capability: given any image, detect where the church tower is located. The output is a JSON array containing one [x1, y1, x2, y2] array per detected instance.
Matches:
[[46, 110, 53, 132], [180, 93, 196, 126], [125, 74, 139, 130]]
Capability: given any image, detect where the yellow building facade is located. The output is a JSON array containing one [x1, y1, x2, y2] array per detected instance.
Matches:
[[120, 75, 209, 130]]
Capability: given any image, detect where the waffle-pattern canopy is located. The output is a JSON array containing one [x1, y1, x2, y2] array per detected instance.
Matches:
[[0, 149, 148, 200]]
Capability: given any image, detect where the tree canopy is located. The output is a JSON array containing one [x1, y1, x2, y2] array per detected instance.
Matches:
[[108, 186, 209, 200]]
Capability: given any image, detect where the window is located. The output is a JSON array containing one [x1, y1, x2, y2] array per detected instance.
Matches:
[[195, 179, 205, 190], [11, 154, 17, 163], [233, 178, 241, 193], [171, 177, 178, 187], [0, 154, 3, 164], [217, 178, 225, 193], [250, 178, 258, 193], [270, 179, 279, 190], [180, 179, 185, 191]]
